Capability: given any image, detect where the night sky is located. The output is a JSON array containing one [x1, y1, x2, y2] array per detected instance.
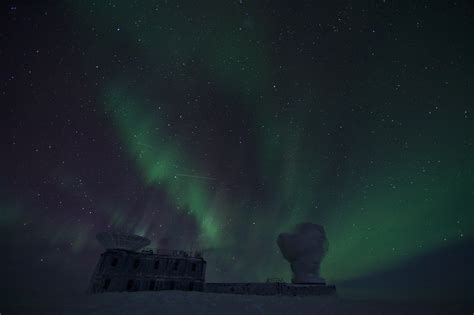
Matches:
[[1, 0, 473, 302]]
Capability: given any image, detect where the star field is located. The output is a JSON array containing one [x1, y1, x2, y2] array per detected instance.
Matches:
[[1, 0, 473, 301]]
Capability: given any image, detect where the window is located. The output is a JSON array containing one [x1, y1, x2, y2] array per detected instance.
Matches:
[[173, 261, 179, 271], [127, 279, 134, 291], [103, 278, 111, 290], [149, 280, 155, 290], [133, 259, 140, 269], [154, 260, 160, 269], [99, 258, 105, 272], [111, 257, 118, 267], [191, 263, 196, 272]]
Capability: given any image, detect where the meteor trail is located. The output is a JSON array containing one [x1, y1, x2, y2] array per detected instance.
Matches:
[[137, 142, 153, 149], [134, 141, 215, 181], [175, 174, 216, 181]]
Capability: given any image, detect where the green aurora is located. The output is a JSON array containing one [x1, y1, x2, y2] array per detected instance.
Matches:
[[62, 0, 474, 288]]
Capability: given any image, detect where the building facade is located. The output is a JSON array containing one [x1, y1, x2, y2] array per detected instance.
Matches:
[[88, 248, 206, 293]]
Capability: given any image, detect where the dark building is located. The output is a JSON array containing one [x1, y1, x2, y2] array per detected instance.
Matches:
[[88, 231, 336, 297], [88, 232, 206, 293]]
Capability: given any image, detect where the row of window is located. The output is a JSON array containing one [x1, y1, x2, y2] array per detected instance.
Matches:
[[102, 278, 198, 292], [110, 257, 198, 272]]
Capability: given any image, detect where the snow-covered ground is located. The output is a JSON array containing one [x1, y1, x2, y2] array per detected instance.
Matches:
[[2, 291, 472, 315]]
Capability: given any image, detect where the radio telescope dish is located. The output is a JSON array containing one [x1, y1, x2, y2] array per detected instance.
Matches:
[[96, 232, 151, 251]]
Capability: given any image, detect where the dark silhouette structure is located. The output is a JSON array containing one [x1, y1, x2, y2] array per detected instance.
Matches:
[[277, 223, 329, 284], [88, 232, 206, 293], [205, 282, 336, 296], [88, 227, 336, 296]]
